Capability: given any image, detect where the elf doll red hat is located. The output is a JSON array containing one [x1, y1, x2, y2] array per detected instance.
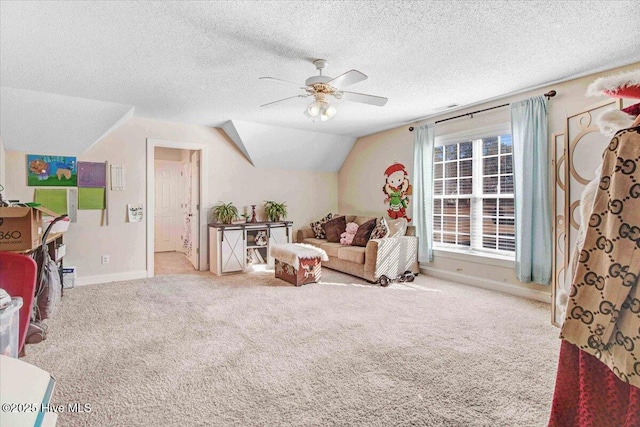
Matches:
[[586, 69, 640, 136], [384, 163, 407, 177]]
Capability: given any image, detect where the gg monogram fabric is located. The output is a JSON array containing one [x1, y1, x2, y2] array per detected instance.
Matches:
[[561, 126, 640, 388]]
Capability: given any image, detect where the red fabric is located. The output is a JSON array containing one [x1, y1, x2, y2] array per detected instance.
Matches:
[[622, 102, 640, 117], [384, 162, 407, 177], [0, 252, 37, 355], [548, 340, 640, 427], [604, 86, 640, 99]]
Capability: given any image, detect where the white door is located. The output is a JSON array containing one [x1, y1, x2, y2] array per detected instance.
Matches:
[[154, 160, 182, 252], [221, 229, 245, 272], [188, 151, 200, 269]]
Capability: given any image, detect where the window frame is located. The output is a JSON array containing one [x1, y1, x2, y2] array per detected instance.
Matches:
[[432, 123, 515, 259]]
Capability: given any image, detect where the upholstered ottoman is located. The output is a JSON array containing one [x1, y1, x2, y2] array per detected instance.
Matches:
[[270, 243, 328, 286]]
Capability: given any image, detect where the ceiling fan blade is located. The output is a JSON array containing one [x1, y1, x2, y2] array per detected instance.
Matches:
[[327, 70, 367, 88], [259, 76, 308, 89], [339, 91, 388, 106], [260, 94, 310, 108]]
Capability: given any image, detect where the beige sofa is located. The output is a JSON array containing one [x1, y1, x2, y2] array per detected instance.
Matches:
[[296, 215, 419, 283]]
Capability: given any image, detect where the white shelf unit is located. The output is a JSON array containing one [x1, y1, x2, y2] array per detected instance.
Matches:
[[209, 221, 292, 275]]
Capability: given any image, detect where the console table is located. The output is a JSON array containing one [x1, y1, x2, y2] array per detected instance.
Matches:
[[209, 221, 292, 275]]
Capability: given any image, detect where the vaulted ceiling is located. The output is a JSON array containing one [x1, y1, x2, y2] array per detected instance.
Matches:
[[1, 1, 639, 163]]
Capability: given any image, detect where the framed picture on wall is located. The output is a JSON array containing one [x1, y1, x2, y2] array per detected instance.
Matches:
[[27, 154, 77, 186]]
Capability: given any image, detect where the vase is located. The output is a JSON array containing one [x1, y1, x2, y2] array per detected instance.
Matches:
[[250, 205, 257, 223]]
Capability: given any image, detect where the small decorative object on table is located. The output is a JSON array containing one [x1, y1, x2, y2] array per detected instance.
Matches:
[[250, 205, 257, 223], [255, 231, 267, 246], [270, 243, 328, 286]]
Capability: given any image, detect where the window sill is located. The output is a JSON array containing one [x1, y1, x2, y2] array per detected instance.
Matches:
[[432, 247, 515, 269]]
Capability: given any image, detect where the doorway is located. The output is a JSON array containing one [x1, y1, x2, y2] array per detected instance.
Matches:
[[146, 139, 209, 277]]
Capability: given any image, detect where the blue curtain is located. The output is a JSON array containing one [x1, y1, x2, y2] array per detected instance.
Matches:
[[511, 96, 552, 284], [413, 124, 435, 263]]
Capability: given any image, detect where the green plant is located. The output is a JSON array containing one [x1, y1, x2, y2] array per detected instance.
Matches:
[[264, 200, 287, 222], [212, 201, 239, 224]]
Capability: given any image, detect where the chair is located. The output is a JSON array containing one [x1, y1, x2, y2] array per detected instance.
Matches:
[[0, 252, 37, 355]]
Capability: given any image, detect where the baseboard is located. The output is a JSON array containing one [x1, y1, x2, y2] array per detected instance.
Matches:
[[75, 270, 148, 287], [420, 266, 551, 303]]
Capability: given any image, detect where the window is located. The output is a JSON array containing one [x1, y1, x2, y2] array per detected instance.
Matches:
[[432, 129, 515, 256]]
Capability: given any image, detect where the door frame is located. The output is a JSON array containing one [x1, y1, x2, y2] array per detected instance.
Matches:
[[146, 139, 209, 276]]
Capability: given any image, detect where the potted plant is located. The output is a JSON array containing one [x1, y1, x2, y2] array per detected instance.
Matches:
[[264, 200, 287, 222], [212, 202, 239, 224]]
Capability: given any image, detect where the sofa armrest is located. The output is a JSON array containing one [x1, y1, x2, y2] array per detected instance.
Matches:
[[364, 236, 419, 282], [296, 227, 316, 242]]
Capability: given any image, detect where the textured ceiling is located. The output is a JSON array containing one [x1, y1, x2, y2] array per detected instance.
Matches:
[[1, 0, 640, 143]]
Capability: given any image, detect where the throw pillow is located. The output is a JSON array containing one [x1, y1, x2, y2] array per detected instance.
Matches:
[[322, 215, 346, 243], [310, 213, 334, 239], [370, 217, 390, 239], [352, 218, 377, 247], [386, 218, 408, 237]]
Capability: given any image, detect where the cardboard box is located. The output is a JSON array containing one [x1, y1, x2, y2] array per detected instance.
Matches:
[[0, 206, 57, 252]]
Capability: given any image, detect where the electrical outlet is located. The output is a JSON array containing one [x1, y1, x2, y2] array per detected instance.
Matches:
[[101, 255, 110, 264]]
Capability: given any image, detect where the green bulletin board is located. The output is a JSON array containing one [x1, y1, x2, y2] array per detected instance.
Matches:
[[34, 189, 68, 215], [78, 188, 105, 210]]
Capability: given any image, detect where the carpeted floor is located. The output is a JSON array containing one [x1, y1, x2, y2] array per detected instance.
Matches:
[[23, 268, 560, 426], [154, 251, 199, 275]]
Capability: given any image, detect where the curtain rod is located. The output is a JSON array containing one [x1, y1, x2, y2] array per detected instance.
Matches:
[[408, 90, 557, 131]]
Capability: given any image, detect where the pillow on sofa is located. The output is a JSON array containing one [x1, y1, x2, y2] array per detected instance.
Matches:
[[322, 215, 346, 243], [352, 218, 377, 247], [370, 217, 390, 239], [311, 213, 334, 239], [386, 218, 408, 237]]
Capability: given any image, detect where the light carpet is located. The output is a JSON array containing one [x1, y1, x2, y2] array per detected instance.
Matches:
[[23, 268, 560, 426]]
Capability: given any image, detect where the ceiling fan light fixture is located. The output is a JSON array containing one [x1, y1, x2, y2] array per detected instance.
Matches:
[[262, 59, 386, 122], [320, 104, 337, 121], [307, 100, 323, 117]]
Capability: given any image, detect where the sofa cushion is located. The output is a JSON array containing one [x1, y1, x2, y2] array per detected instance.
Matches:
[[302, 238, 327, 247], [354, 216, 375, 226], [352, 218, 376, 247], [310, 213, 334, 239], [322, 215, 346, 243], [320, 242, 342, 258], [337, 246, 366, 264]]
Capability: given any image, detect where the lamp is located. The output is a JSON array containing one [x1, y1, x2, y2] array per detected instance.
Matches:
[[306, 100, 323, 117], [304, 94, 337, 122], [320, 104, 336, 121]]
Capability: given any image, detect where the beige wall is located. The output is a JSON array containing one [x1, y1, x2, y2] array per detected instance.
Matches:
[[4, 117, 338, 282], [339, 62, 640, 298]]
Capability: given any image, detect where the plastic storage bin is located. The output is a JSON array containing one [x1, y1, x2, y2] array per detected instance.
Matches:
[[43, 215, 70, 233], [0, 297, 23, 358]]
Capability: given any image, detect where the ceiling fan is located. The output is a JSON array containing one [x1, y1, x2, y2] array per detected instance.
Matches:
[[259, 59, 388, 122]]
